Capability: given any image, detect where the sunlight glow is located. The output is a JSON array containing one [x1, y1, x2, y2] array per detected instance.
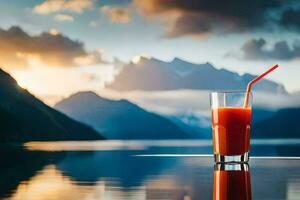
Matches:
[[132, 54, 150, 64], [49, 28, 60, 35], [8, 164, 145, 200], [9, 63, 116, 105], [9, 165, 106, 200]]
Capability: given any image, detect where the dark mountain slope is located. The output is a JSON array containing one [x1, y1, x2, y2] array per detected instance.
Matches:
[[0, 69, 104, 142], [253, 107, 300, 138]]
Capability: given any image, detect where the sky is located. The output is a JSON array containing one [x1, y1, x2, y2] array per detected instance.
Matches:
[[0, 0, 300, 104]]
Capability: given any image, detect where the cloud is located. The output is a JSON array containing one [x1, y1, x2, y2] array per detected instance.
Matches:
[[89, 20, 99, 27], [100, 6, 130, 23], [242, 38, 300, 60], [0, 26, 103, 69], [164, 13, 231, 38], [280, 8, 300, 30], [99, 89, 300, 118], [33, 0, 93, 15], [81, 73, 99, 81], [54, 14, 74, 22], [133, 0, 297, 38]]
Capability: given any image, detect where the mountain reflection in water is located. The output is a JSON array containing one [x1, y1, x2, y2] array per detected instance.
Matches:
[[1, 140, 300, 200]]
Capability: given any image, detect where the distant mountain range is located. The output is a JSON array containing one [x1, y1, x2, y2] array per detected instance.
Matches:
[[167, 108, 277, 138], [0, 69, 104, 142], [169, 107, 300, 139], [54, 90, 300, 139], [0, 61, 297, 141], [106, 57, 285, 93], [167, 114, 211, 138], [252, 107, 300, 138], [55, 92, 188, 139]]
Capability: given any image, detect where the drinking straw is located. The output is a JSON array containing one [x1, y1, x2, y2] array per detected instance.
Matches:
[[243, 64, 279, 108]]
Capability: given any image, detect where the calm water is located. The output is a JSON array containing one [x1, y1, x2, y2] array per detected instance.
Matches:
[[1, 140, 300, 200]]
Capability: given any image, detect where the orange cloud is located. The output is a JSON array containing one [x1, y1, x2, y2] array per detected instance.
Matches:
[[33, 0, 93, 15], [54, 14, 74, 22], [0, 26, 103, 69], [101, 6, 130, 23]]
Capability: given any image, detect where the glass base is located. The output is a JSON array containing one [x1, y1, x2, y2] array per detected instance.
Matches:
[[214, 152, 249, 163]]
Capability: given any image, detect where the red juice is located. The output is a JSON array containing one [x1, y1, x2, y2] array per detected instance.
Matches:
[[211, 107, 251, 156], [213, 169, 251, 200]]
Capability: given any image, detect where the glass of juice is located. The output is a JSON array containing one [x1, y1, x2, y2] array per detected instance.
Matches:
[[210, 91, 252, 163], [213, 163, 251, 200]]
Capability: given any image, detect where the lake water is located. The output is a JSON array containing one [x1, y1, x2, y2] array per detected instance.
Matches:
[[1, 140, 300, 200]]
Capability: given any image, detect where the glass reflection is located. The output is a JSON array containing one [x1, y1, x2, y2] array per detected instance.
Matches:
[[213, 163, 251, 200]]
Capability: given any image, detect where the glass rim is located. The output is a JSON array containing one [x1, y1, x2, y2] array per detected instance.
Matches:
[[210, 90, 253, 95]]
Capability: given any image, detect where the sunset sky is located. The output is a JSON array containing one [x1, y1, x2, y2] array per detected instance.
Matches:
[[0, 0, 300, 104]]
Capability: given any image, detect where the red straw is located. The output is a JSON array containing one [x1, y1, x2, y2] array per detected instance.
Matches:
[[243, 64, 279, 108]]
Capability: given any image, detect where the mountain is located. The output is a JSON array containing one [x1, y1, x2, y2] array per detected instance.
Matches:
[[54, 92, 188, 139], [0, 69, 104, 142], [252, 108, 276, 123], [167, 114, 211, 138], [106, 57, 285, 93], [252, 107, 300, 138], [166, 108, 276, 139]]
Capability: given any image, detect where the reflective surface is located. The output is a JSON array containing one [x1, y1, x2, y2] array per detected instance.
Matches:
[[213, 163, 251, 200], [1, 140, 300, 200]]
